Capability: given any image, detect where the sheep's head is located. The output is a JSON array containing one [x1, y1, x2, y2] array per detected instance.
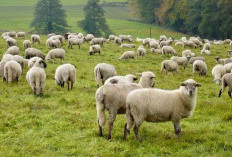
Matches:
[[138, 71, 155, 88], [125, 74, 137, 83], [214, 57, 220, 62], [214, 78, 221, 85], [34, 59, 47, 68], [180, 79, 201, 96]]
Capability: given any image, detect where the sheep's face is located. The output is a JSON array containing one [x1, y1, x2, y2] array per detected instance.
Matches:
[[139, 72, 155, 88], [180, 80, 201, 96], [214, 78, 221, 85]]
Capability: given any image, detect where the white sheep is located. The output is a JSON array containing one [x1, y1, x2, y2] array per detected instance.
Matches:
[[137, 45, 146, 56], [193, 60, 208, 76], [161, 60, 179, 74], [46, 38, 61, 48], [47, 33, 56, 38], [151, 48, 162, 54], [8, 31, 17, 38], [77, 33, 84, 39], [218, 73, 232, 98], [230, 41, 232, 47], [119, 35, 132, 42], [91, 38, 106, 46], [13, 55, 25, 73], [171, 56, 190, 69], [114, 37, 122, 45], [84, 34, 95, 42], [212, 64, 226, 84], [0, 54, 14, 77], [119, 51, 135, 61], [160, 35, 167, 41], [189, 57, 205, 64], [175, 41, 184, 47], [16, 32, 26, 39], [55, 64, 76, 90], [96, 71, 155, 139], [6, 38, 17, 47], [224, 63, 232, 73], [31, 34, 41, 44], [25, 48, 45, 59], [149, 40, 160, 49], [23, 40, 31, 49], [160, 40, 172, 47], [215, 57, 232, 65], [224, 39, 231, 44], [184, 41, 197, 49], [136, 37, 144, 42], [5, 46, 19, 55], [108, 35, 117, 41], [120, 44, 136, 48], [89, 45, 101, 55], [124, 79, 201, 140], [190, 38, 202, 47], [143, 38, 152, 47], [94, 63, 117, 87], [162, 46, 177, 56], [182, 50, 195, 57], [45, 48, 66, 64], [28, 57, 41, 68], [3, 60, 22, 83], [228, 50, 232, 57], [203, 43, 210, 50], [201, 49, 211, 56], [104, 74, 137, 85]]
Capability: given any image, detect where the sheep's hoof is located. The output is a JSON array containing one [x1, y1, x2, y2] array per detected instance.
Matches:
[[40, 93, 44, 97]]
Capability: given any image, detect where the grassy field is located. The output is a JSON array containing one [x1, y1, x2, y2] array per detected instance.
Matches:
[[0, 35, 232, 156]]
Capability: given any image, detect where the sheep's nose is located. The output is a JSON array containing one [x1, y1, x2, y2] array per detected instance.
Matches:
[[189, 90, 193, 95]]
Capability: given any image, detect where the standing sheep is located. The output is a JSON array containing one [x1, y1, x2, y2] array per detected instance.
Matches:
[[55, 64, 76, 90], [108, 35, 117, 41], [212, 64, 226, 84], [218, 73, 232, 98], [31, 34, 41, 44], [182, 50, 195, 57], [25, 48, 45, 59], [224, 63, 232, 73], [104, 74, 137, 85], [171, 56, 190, 69], [84, 34, 95, 42], [89, 45, 101, 55], [137, 45, 146, 56], [201, 49, 211, 56], [16, 32, 26, 39], [3, 60, 22, 83], [119, 51, 135, 61], [5, 46, 19, 55], [68, 38, 84, 49], [183, 41, 197, 49], [193, 60, 208, 76], [23, 40, 31, 49], [151, 48, 162, 54], [189, 57, 205, 64], [124, 79, 201, 140], [161, 60, 179, 74], [0, 54, 14, 77], [6, 38, 17, 47], [162, 46, 177, 56], [114, 37, 122, 45], [45, 48, 66, 64]]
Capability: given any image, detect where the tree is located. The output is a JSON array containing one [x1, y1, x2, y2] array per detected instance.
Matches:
[[31, 0, 68, 34], [79, 0, 112, 37]]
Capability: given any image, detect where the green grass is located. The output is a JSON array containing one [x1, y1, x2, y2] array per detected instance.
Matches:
[[0, 35, 232, 156]]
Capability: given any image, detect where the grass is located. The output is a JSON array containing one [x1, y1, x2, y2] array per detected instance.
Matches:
[[0, 35, 232, 156]]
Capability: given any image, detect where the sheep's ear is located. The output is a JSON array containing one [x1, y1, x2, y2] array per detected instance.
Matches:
[[136, 73, 142, 76], [195, 83, 201, 87], [180, 83, 187, 86]]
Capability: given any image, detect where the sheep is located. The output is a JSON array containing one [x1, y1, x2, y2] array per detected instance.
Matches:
[[84, 34, 95, 42], [108, 35, 117, 41], [26, 59, 46, 96], [16, 32, 26, 39], [171, 56, 191, 69], [0, 54, 14, 77], [23, 40, 31, 49], [215, 57, 232, 65], [225, 58, 232, 65], [160, 40, 172, 47], [224, 63, 232, 73], [77, 33, 84, 39], [224, 39, 231, 44], [104, 74, 137, 85], [136, 37, 144, 42], [160, 35, 167, 41], [212, 41, 223, 45], [175, 41, 184, 47], [184, 41, 197, 49], [68, 38, 84, 49], [230, 41, 232, 47], [190, 38, 202, 47], [25, 48, 45, 59], [31, 34, 41, 44], [119, 35, 132, 42], [189, 57, 205, 64], [212, 64, 226, 84], [149, 40, 160, 49], [193, 60, 208, 76], [46, 38, 61, 48], [6, 38, 17, 47], [181, 37, 187, 42], [120, 44, 136, 49], [13, 55, 25, 73], [68, 34, 78, 39], [143, 38, 152, 47], [162, 46, 177, 56], [5, 46, 19, 55], [54, 64, 76, 90], [218, 73, 232, 98], [45, 48, 66, 64], [161, 60, 179, 75], [47, 33, 56, 38], [28, 57, 41, 68], [151, 48, 162, 54], [124, 79, 201, 140], [3, 60, 22, 83], [203, 43, 210, 50], [182, 50, 195, 57], [228, 50, 232, 57], [91, 38, 106, 46], [114, 37, 122, 45], [96, 71, 155, 139], [94, 63, 117, 87], [119, 51, 135, 61], [8, 31, 17, 38], [137, 45, 146, 56], [201, 49, 211, 56], [89, 45, 101, 55]]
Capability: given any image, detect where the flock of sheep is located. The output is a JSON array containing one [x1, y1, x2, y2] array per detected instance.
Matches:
[[1, 30, 232, 141]]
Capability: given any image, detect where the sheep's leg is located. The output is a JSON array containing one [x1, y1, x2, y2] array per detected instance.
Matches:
[[134, 122, 142, 141], [78, 45, 80, 49], [228, 89, 231, 97], [166, 70, 168, 75], [67, 82, 70, 91], [108, 112, 117, 140], [173, 121, 181, 137], [218, 89, 222, 97], [71, 82, 74, 90], [53, 59, 55, 64], [123, 123, 130, 140], [98, 119, 103, 137], [33, 87, 36, 95]]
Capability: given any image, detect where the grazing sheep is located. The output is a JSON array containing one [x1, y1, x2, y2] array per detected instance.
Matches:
[[149, 40, 160, 49], [136, 37, 144, 42], [189, 57, 205, 64], [16, 32, 26, 39], [161, 60, 178, 74], [218, 73, 232, 98], [181, 37, 187, 42], [26, 59, 46, 96], [184, 41, 197, 49], [89, 45, 101, 55], [6, 38, 17, 47], [55, 64, 76, 90], [109, 35, 117, 41], [160, 35, 167, 41], [91, 38, 106, 46], [3, 60, 22, 83], [13, 55, 25, 73], [225, 58, 232, 65], [224, 63, 232, 73], [175, 41, 184, 47], [119, 35, 132, 42], [203, 43, 210, 50], [224, 39, 231, 44], [28, 57, 41, 68], [114, 37, 122, 45], [47, 33, 56, 38], [124, 79, 201, 140], [182, 50, 195, 57], [46, 38, 61, 48], [0, 54, 14, 77], [49, 35, 64, 43], [214, 57, 226, 65], [137, 45, 146, 56], [201, 49, 211, 56], [31, 34, 41, 44], [104, 74, 137, 85], [68, 38, 84, 49], [8, 31, 17, 38], [162, 46, 177, 56], [45, 48, 66, 64], [151, 48, 162, 54], [119, 51, 135, 61], [212, 64, 226, 84], [120, 44, 136, 48], [143, 38, 152, 47], [94, 63, 117, 87], [77, 33, 84, 39], [5, 46, 19, 55], [96, 71, 155, 139], [171, 56, 191, 69], [193, 60, 208, 76], [84, 34, 95, 42], [25, 48, 45, 59], [23, 40, 31, 49], [228, 50, 232, 57], [160, 40, 172, 47], [190, 38, 202, 47]]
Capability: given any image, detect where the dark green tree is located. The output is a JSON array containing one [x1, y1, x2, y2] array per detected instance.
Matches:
[[79, 0, 112, 37], [31, 0, 68, 34]]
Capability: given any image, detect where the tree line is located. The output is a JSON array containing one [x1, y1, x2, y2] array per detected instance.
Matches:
[[128, 0, 232, 39]]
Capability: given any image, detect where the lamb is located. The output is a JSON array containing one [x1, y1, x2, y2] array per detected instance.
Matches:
[[162, 46, 177, 56], [23, 40, 31, 49], [84, 34, 95, 42], [182, 50, 195, 57], [119, 51, 135, 61], [218, 73, 232, 98], [28, 57, 41, 68], [224, 63, 232, 73], [96, 71, 155, 139], [151, 48, 162, 54], [161, 60, 179, 74], [124, 79, 201, 140], [94, 63, 117, 87], [114, 37, 122, 45], [201, 49, 211, 56], [26, 59, 46, 96], [203, 43, 210, 50], [104, 74, 137, 85], [120, 44, 136, 48], [45, 48, 66, 64], [171, 56, 191, 69], [89, 45, 101, 55], [137, 45, 146, 56], [54, 64, 76, 90], [160, 35, 167, 41], [119, 35, 132, 42], [5, 46, 19, 55], [212, 64, 226, 84], [68, 38, 84, 49], [160, 40, 172, 47], [175, 41, 184, 47], [183, 41, 197, 49], [6, 38, 17, 47], [31, 34, 41, 44], [108, 35, 117, 41], [189, 57, 205, 64], [25, 48, 45, 59], [16, 32, 26, 39], [3, 60, 22, 83], [193, 60, 208, 76]]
